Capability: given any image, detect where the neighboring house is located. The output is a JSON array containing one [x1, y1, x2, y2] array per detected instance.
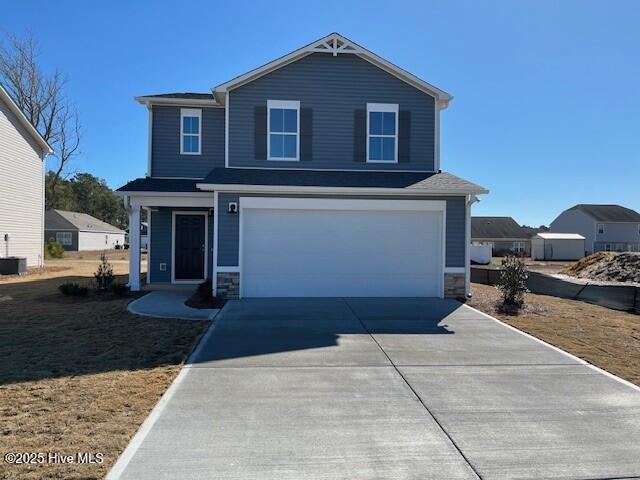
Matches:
[[471, 216, 530, 256], [0, 85, 53, 267], [45, 209, 126, 251], [117, 33, 488, 298], [550, 204, 640, 255]]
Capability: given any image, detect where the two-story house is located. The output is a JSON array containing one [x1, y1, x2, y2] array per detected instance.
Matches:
[[117, 33, 488, 298], [0, 85, 52, 268], [550, 204, 640, 255]]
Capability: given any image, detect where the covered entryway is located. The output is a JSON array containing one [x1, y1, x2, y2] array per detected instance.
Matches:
[[240, 198, 445, 297]]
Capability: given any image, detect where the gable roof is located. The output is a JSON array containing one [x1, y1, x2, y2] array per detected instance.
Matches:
[[0, 84, 53, 155], [471, 217, 528, 239], [45, 209, 125, 234], [567, 204, 640, 223], [212, 32, 452, 107], [535, 233, 585, 240]]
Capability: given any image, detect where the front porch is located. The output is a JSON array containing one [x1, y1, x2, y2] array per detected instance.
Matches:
[[124, 192, 216, 293]]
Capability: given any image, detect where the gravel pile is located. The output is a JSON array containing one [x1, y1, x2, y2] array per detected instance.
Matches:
[[563, 252, 640, 284]]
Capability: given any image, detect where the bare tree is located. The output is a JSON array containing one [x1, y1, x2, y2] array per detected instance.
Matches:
[[0, 31, 81, 207]]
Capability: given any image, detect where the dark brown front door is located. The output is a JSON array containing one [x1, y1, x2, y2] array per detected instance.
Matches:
[[174, 214, 205, 280]]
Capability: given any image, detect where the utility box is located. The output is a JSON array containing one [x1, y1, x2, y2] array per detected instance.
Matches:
[[0, 257, 28, 275]]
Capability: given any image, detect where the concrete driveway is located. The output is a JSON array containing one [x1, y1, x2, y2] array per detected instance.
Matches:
[[109, 298, 640, 480]]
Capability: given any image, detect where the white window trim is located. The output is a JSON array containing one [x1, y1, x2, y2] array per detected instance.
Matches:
[[180, 108, 201, 155], [56, 231, 72, 246], [267, 99, 300, 161], [366, 102, 399, 163], [597, 223, 605, 234]]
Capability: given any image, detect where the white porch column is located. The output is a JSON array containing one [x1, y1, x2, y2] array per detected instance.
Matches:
[[465, 194, 479, 297], [129, 205, 141, 291]]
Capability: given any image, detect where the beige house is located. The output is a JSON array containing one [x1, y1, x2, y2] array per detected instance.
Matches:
[[0, 85, 53, 267]]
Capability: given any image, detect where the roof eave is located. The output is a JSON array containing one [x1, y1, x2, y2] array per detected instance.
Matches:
[[0, 85, 53, 155], [196, 183, 487, 196], [134, 96, 221, 108]]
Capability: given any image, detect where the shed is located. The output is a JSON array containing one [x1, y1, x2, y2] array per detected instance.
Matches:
[[531, 233, 585, 260], [45, 209, 126, 251]]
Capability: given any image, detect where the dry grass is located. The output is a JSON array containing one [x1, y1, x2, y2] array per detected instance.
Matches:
[[0, 258, 208, 479], [468, 282, 640, 386]]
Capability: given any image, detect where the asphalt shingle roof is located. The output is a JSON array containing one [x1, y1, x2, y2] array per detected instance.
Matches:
[[568, 204, 640, 223], [471, 217, 528, 239], [45, 210, 125, 233], [117, 170, 487, 194]]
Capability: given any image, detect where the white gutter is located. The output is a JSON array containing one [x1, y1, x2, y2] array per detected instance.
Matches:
[[196, 183, 489, 196]]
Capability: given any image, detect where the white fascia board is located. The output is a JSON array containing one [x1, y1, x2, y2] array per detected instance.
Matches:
[[0, 85, 53, 155], [115, 191, 213, 198], [212, 33, 452, 106], [134, 96, 222, 108], [196, 183, 488, 196], [129, 195, 214, 208]]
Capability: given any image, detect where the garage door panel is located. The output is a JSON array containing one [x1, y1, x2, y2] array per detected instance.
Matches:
[[242, 207, 443, 298]]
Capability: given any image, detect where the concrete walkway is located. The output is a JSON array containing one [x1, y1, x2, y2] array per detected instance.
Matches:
[[127, 291, 219, 320], [109, 298, 640, 479]]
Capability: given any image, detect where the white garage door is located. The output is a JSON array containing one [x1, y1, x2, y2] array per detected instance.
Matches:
[[240, 198, 445, 298]]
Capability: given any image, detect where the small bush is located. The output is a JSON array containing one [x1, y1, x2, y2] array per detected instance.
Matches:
[[94, 252, 115, 291], [109, 282, 130, 296], [58, 282, 89, 297], [45, 238, 65, 259], [495, 255, 529, 307], [197, 278, 213, 301]]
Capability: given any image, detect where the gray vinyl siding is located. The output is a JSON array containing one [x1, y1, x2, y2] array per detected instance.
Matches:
[[44, 230, 79, 251], [151, 106, 225, 178], [148, 208, 214, 283], [228, 53, 435, 171], [217, 193, 466, 268], [550, 210, 596, 254], [0, 97, 45, 267]]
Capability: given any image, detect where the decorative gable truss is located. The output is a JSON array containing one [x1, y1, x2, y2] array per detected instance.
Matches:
[[308, 36, 364, 56]]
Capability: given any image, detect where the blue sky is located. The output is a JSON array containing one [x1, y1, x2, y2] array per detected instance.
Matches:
[[3, 0, 639, 226]]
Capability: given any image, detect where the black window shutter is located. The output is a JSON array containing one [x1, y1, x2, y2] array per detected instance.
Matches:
[[254, 106, 267, 160], [353, 109, 366, 162], [300, 108, 312, 161], [398, 110, 411, 163]]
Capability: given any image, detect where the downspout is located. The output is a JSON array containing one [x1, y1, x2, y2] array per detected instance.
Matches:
[[465, 194, 480, 297]]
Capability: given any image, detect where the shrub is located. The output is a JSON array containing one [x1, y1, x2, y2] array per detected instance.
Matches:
[[197, 278, 213, 301], [109, 282, 130, 296], [44, 237, 65, 259], [94, 252, 115, 291], [495, 255, 529, 306], [58, 282, 89, 297]]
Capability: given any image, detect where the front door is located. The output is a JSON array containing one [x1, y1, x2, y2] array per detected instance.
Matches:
[[174, 214, 206, 281]]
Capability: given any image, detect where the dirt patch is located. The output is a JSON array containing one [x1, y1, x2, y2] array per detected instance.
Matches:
[[561, 252, 640, 284], [0, 261, 207, 479], [468, 283, 640, 386]]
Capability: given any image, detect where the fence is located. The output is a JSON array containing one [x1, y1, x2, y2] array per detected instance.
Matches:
[[471, 267, 640, 314]]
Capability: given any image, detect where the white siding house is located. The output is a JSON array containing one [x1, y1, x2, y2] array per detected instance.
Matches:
[[45, 209, 126, 251], [0, 85, 52, 267]]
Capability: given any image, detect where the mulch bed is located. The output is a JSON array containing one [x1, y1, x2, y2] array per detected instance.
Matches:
[[185, 293, 227, 309]]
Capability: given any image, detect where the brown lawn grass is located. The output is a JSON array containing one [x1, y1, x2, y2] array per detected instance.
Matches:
[[0, 258, 209, 479], [467, 282, 640, 386]]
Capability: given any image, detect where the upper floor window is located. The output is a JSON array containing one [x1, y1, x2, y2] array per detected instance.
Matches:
[[180, 108, 201, 155], [367, 103, 398, 163], [268, 100, 299, 161], [597, 223, 605, 234]]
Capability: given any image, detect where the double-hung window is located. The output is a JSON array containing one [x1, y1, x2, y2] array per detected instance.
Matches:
[[56, 232, 72, 246], [180, 108, 201, 155], [367, 103, 398, 162], [597, 223, 605, 234], [268, 100, 299, 161]]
